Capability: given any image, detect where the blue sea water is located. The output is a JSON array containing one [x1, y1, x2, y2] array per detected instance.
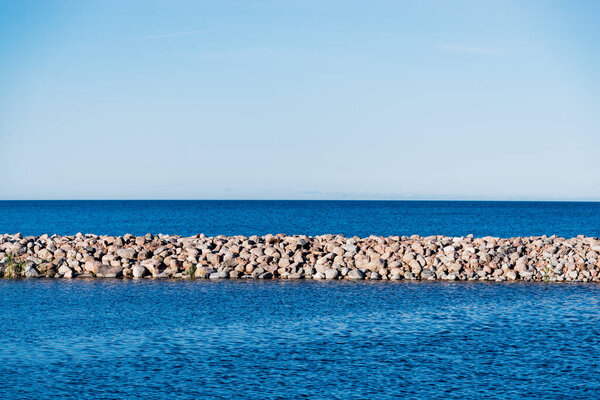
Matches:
[[0, 200, 599, 237], [2, 201, 600, 399], [1, 280, 599, 399]]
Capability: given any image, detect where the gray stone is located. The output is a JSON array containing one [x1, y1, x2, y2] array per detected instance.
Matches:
[[519, 270, 534, 279], [347, 269, 364, 280], [421, 269, 435, 279], [116, 248, 136, 259], [313, 272, 325, 280], [96, 264, 123, 278], [325, 269, 339, 280], [84, 260, 102, 274], [341, 244, 358, 254], [57, 265, 73, 278], [58, 264, 71, 274], [132, 264, 147, 279], [24, 266, 39, 278], [140, 259, 162, 276], [209, 270, 229, 279], [369, 271, 381, 280], [476, 269, 487, 278]]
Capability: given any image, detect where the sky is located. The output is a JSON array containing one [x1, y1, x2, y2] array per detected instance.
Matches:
[[0, 0, 598, 200]]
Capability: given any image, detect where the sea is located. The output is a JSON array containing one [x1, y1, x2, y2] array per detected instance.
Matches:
[[1, 200, 599, 399], [0, 200, 599, 237]]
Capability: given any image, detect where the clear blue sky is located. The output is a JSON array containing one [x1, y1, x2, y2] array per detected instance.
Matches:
[[1, 0, 598, 200]]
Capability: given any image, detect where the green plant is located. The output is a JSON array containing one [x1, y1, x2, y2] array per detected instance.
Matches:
[[185, 264, 197, 279], [3, 253, 26, 279], [543, 260, 552, 282]]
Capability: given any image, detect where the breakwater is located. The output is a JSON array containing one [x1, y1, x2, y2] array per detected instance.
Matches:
[[1, 233, 600, 281]]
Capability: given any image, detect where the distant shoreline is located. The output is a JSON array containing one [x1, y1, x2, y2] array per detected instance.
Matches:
[[1, 233, 598, 282]]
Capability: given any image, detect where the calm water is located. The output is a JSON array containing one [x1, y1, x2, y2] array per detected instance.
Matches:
[[1, 200, 599, 237], [0, 280, 599, 399], [2, 202, 599, 399]]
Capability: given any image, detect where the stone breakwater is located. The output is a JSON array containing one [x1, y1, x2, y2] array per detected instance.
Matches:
[[1, 233, 600, 282]]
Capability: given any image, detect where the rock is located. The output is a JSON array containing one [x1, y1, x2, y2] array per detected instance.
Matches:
[[84, 260, 102, 274], [315, 264, 328, 274], [505, 270, 517, 280], [341, 244, 358, 254], [347, 269, 364, 280], [96, 264, 123, 278], [475, 269, 487, 278], [421, 269, 435, 279], [313, 272, 325, 280], [355, 255, 370, 269], [137, 249, 152, 260], [58, 265, 72, 276], [411, 243, 424, 255], [140, 259, 162, 277], [369, 271, 381, 280], [515, 257, 528, 272], [132, 265, 147, 279], [443, 246, 455, 254], [325, 269, 339, 280], [116, 248, 136, 259], [195, 267, 209, 279], [367, 259, 385, 271], [24, 266, 39, 278], [519, 270, 534, 280], [209, 270, 229, 279], [37, 248, 52, 260]]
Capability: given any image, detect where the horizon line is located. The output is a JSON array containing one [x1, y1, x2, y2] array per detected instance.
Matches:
[[0, 199, 599, 203]]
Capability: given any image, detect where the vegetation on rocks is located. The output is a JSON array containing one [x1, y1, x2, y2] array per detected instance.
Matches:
[[184, 264, 197, 279], [1, 253, 26, 279]]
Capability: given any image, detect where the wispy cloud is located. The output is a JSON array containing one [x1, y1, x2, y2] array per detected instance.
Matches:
[[435, 44, 505, 56], [135, 30, 209, 40]]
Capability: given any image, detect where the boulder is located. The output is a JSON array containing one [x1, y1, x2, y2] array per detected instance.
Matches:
[[347, 269, 364, 280], [24, 266, 39, 278], [140, 259, 162, 277], [132, 265, 147, 279], [58, 265, 73, 277], [96, 264, 123, 278], [116, 248, 136, 259], [325, 269, 339, 280]]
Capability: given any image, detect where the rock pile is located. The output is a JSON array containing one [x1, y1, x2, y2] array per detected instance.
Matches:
[[1, 233, 600, 282]]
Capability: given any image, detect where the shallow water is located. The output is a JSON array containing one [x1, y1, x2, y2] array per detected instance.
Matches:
[[1, 280, 599, 399]]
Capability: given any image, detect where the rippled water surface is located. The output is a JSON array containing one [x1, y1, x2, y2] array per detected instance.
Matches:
[[1, 200, 599, 237], [1, 281, 599, 399]]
